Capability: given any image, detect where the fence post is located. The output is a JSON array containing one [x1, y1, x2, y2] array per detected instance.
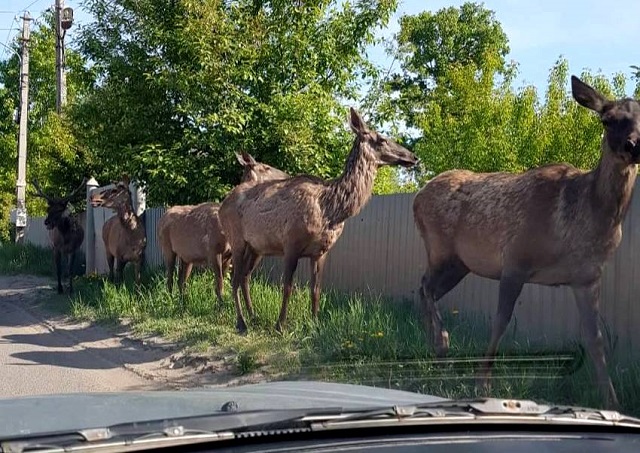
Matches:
[[85, 177, 99, 275]]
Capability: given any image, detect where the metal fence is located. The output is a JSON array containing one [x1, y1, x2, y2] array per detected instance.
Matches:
[[24, 182, 640, 353]]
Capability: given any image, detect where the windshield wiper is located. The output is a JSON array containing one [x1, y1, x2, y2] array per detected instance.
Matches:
[[3, 399, 639, 452], [0, 407, 337, 453], [308, 398, 640, 432]]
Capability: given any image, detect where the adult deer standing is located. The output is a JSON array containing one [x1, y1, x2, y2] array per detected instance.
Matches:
[[157, 152, 289, 302], [219, 108, 418, 333], [31, 179, 86, 294], [413, 76, 639, 409], [90, 175, 147, 284]]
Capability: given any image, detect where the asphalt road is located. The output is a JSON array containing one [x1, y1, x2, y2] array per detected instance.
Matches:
[[0, 275, 161, 397]]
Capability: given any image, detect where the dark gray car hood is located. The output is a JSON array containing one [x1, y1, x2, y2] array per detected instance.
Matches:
[[0, 381, 447, 438]]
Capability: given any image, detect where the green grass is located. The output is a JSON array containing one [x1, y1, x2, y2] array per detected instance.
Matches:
[[64, 266, 640, 416], [0, 242, 53, 276], [2, 243, 640, 415]]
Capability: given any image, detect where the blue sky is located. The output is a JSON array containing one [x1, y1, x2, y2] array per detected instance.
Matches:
[[1, 0, 639, 94]]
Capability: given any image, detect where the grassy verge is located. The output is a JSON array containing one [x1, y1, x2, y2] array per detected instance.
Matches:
[[2, 243, 639, 415], [66, 267, 640, 415], [0, 242, 53, 276]]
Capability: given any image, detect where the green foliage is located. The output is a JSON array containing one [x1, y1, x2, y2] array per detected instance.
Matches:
[[0, 13, 93, 239], [0, 242, 53, 276], [372, 2, 630, 185], [72, 0, 398, 205]]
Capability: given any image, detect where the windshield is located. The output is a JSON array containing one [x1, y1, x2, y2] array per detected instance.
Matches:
[[1, 0, 639, 440]]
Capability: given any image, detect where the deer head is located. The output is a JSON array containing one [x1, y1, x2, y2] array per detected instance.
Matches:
[[32, 179, 85, 230], [572, 75, 640, 164], [348, 107, 418, 168], [235, 151, 289, 183], [90, 175, 132, 210]]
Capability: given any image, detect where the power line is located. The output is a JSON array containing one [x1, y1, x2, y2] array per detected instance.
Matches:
[[22, 0, 50, 12], [0, 15, 18, 61]]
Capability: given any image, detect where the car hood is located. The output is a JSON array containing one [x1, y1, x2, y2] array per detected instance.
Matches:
[[0, 381, 447, 438]]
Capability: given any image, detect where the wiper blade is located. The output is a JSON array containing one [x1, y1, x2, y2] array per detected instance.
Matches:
[[308, 398, 640, 432], [0, 407, 340, 453]]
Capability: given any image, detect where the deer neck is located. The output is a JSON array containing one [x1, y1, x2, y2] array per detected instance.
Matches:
[[321, 138, 378, 226], [116, 202, 139, 231], [590, 151, 638, 225]]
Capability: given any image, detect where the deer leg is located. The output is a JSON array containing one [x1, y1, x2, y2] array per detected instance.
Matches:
[[276, 252, 299, 333], [240, 248, 262, 319], [165, 252, 176, 294], [54, 249, 63, 294], [572, 282, 619, 410], [231, 246, 248, 333], [106, 253, 115, 283], [116, 259, 126, 285], [309, 254, 327, 318], [67, 252, 76, 294], [212, 252, 224, 307], [178, 261, 193, 298], [476, 271, 526, 394], [419, 258, 469, 357], [134, 259, 142, 285]]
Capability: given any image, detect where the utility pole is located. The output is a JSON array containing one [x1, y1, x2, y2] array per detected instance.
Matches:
[[55, 0, 65, 113], [14, 13, 31, 243], [55, 0, 74, 114]]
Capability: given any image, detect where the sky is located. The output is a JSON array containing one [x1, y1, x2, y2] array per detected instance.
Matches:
[[1, 0, 639, 95]]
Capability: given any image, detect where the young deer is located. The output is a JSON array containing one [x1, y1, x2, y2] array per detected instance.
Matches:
[[90, 175, 147, 284], [413, 76, 640, 410], [219, 108, 418, 333], [31, 178, 86, 294], [157, 152, 289, 302]]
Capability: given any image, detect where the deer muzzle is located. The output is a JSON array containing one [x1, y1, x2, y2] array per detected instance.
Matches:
[[626, 139, 640, 156]]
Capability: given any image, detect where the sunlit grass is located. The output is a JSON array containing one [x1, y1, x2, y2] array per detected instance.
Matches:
[[62, 266, 640, 416]]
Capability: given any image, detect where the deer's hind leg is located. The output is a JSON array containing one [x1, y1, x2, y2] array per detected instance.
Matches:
[[476, 270, 526, 394], [164, 251, 177, 294], [240, 247, 262, 319], [67, 251, 76, 294], [419, 255, 469, 357], [54, 249, 63, 294], [106, 253, 115, 283]]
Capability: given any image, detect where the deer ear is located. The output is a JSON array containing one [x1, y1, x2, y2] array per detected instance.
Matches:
[[236, 151, 257, 167], [349, 107, 368, 135], [571, 75, 608, 114]]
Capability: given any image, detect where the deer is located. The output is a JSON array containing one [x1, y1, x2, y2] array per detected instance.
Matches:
[[412, 75, 640, 410], [157, 152, 289, 303], [90, 175, 147, 284], [219, 107, 418, 333], [31, 178, 86, 294]]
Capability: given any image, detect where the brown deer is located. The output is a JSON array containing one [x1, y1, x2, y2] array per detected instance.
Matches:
[[219, 108, 418, 333], [157, 152, 289, 302], [412, 75, 640, 410], [90, 175, 147, 284], [31, 179, 86, 294]]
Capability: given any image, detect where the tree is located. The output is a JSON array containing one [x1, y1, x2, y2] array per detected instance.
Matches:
[[73, 0, 399, 206], [0, 12, 93, 240], [373, 2, 627, 185]]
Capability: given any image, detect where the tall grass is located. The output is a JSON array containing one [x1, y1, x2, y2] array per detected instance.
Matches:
[[65, 267, 640, 416], [0, 242, 53, 276]]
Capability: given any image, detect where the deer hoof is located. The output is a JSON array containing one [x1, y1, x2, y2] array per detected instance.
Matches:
[[236, 319, 248, 335], [434, 330, 450, 358]]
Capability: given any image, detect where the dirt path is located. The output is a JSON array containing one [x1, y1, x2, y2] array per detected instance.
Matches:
[[0, 275, 263, 397]]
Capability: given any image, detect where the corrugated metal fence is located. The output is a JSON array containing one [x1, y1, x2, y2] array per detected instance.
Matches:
[[25, 184, 640, 353]]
